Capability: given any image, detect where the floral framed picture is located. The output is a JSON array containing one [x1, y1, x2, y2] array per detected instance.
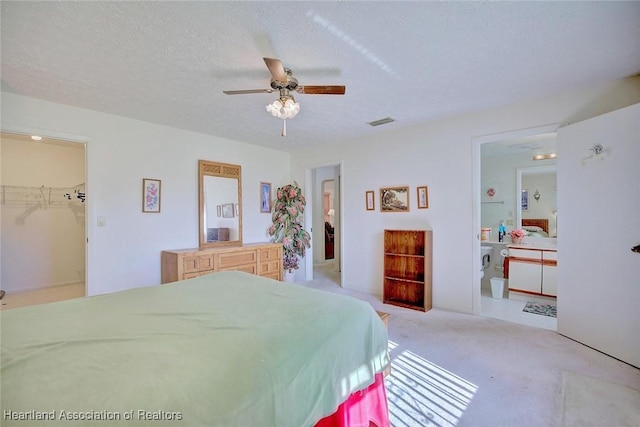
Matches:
[[142, 178, 161, 213], [417, 186, 429, 209], [380, 186, 409, 212], [260, 182, 272, 213], [222, 203, 235, 218], [365, 190, 375, 211]]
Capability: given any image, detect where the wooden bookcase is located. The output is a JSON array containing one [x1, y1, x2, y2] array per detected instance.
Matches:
[[383, 229, 432, 312]]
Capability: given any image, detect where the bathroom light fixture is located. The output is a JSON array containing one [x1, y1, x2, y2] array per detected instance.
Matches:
[[533, 153, 557, 161], [533, 190, 541, 202], [266, 94, 300, 137]]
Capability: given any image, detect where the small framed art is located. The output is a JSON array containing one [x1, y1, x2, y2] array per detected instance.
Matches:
[[365, 190, 375, 211], [417, 186, 429, 209], [260, 182, 272, 213], [222, 203, 235, 218], [380, 186, 409, 212], [142, 178, 161, 213]]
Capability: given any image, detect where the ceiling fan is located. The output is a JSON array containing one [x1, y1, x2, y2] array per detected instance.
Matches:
[[223, 57, 346, 136]]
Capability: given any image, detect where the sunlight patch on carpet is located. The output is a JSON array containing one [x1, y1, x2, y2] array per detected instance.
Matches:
[[385, 346, 477, 426]]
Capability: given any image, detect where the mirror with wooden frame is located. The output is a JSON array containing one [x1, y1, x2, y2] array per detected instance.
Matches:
[[199, 160, 242, 249]]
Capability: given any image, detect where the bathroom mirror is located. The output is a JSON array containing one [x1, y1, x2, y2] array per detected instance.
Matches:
[[516, 165, 557, 238], [480, 131, 557, 240], [198, 160, 242, 249]]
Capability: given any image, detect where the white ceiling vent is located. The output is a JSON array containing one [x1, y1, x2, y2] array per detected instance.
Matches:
[[367, 117, 395, 127]]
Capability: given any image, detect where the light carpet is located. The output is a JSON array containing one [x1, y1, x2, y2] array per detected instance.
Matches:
[[305, 263, 640, 427], [561, 371, 640, 427]]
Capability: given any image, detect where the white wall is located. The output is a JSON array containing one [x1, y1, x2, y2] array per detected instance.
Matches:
[[1, 92, 290, 296], [290, 77, 640, 313], [3, 77, 639, 309], [1, 137, 85, 292]]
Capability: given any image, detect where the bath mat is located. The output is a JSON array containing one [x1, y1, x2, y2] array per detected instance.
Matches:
[[522, 302, 557, 317]]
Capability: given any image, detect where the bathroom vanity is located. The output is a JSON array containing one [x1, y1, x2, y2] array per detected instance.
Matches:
[[508, 243, 557, 297]]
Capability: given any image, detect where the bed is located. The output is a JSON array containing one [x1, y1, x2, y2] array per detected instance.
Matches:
[[1, 271, 390, 426], [521, 218, 550, 237]]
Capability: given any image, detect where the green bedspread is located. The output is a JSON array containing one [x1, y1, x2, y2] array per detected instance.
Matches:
[[1, 271, 389, 426]]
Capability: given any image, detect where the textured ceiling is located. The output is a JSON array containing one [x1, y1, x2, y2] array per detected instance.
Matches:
[[2, 1, 639, 151]]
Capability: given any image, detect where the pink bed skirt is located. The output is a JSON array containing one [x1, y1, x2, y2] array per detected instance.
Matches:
[[315, 373, 390, 427]]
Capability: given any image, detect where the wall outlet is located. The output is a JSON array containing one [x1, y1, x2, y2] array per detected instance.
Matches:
[[97, 216, 106, 227]]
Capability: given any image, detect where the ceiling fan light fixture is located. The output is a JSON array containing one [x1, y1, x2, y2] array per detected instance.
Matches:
[[266, 96, 299, 120]]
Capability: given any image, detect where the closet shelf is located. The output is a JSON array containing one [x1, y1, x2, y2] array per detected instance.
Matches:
[[1, 183, 86, 205]]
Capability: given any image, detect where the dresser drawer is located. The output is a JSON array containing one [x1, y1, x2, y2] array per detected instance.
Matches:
[[183, 254, 215, 273], [261, 271, 280, 281], [183, 270, 216, 280], [219, 264, 257, 275], [260, 260, 281, 275], [218, 250, 258, 268], [260, 247, 281, 260]]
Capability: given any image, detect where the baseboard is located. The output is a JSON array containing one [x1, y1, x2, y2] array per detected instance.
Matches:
[[509, 291, 556, 304], [4, 281, 84, 294]]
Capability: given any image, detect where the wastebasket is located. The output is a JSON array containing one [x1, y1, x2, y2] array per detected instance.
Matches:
[[490, 277, 505, 299]]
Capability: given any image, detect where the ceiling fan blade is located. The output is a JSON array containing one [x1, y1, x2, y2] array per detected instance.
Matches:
[[263, 57, 287, 83], [297, 85, 346, 95], [223, 89, 275, 95]]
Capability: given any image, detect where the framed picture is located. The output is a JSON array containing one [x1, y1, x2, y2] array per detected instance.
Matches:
[[365, 190, 375, 211], [260, 182, 272, 213], [222, 203, 235, 218], [417, 186, 429, 209], [380, 186, 409, 212], [216, 205, 222, 217], [142, 178, 161, 213], [521, 189, 529, 211]]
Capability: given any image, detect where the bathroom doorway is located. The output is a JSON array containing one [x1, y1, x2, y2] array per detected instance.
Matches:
[[473, 124, 558, 330]]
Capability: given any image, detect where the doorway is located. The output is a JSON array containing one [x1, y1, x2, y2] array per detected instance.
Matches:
[[473, 124, 559, 330], [305, 163, 342, 285], [1, 131, 87, 309]]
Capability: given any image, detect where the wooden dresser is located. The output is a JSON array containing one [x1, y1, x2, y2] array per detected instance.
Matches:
[[161, 242, 283, 283]]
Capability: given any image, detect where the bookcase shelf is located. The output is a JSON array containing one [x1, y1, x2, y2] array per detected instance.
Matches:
[[383, 229, 432, 312]]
